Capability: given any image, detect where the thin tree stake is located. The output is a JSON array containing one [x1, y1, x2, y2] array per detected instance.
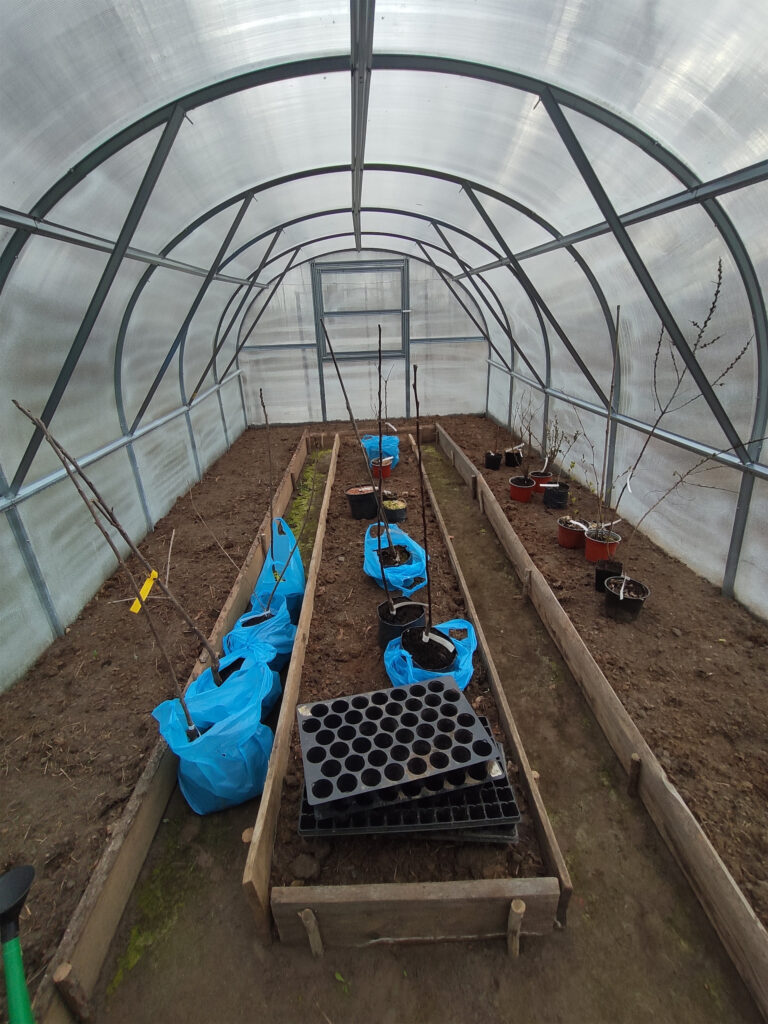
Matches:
[[188, 495, 239, 571], [259, 388, 275, 562], [412, 365, 434, 634], [377, 324, 396, 613], [164, 528, 175, 589]]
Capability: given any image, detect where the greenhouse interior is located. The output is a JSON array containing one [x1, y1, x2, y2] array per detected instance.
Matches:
[[1, 1, 767, 1022]]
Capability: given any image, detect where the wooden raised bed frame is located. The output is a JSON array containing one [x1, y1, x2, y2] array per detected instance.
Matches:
[[435, 422, 768, 1022], [34, 431, 313, 1024], [242, 430, 571, 952]]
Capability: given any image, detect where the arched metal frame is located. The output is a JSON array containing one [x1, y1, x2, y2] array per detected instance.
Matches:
[[1, 50, 766, 614]]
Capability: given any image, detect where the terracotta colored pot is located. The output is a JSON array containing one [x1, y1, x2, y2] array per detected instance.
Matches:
[[531, 471, 552, 492], [509, 476, 535, 503], [584, 528, 621, 563], [557, 516, 586, 549], [371, 456, 393, 480]]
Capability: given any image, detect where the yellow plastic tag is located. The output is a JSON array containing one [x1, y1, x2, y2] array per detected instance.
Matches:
[[130, 570, 159, 613]]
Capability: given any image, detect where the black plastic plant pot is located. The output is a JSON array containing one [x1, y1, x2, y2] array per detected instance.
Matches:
[[504, 449, 523, 467], [604, 576, 650, 623], [377, 599, 427, 649], [401, 626, 458, 672], [382, 498, 407, 523], [595, 559, 623, 592], [542, 482, 569, 509], [345, 485, 378, 519], [484, 451, 503, 470]]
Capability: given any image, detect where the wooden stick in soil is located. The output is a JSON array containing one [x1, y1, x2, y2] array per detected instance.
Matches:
[[320, 319, 400, 574], [598, 305, 620, 531], [259, 388, 275, 562], [412, 364, 434, 634], [13, 404, 199, 738], [376, 323, 396, 614], [14, 401, 222, 687]]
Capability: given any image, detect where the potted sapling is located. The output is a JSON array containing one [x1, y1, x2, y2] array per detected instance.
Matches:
[[508, 398, 537, 502], [541, 417, 580, 510], [484, 423, 503, 469]]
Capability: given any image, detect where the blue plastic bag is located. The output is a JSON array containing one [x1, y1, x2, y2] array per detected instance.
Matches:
[[363, 522, 427, 598], [252, 517, 305, 624], [361, 434, 400, 469], [384, 618, 478, 691], [152, 651, 281, 815], [223, 599, 297, 671]]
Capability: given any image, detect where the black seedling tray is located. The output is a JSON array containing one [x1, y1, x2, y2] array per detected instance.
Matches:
[[297, 775, 521, 838], [297, 677, 496, 807], [428, 824, 519, 846]]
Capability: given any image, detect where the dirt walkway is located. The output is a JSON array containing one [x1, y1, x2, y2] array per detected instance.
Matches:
[[93, 441, 760, 1023]]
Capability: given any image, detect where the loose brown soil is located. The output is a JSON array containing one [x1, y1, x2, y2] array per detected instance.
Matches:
[[0, 424, 304, 1008], [438, 413, 768, 929], [271, 437, 545, 888]]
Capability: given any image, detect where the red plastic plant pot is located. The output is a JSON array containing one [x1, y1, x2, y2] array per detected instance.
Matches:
[[530, 471, 552, 492], [371, 456, 393, 480], [584, 528, 621, 563], [557, 517, 586, 549], [509, 476, 535, 503]]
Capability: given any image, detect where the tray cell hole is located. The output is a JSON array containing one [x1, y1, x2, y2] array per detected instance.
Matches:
[[338, 725, 356, 741], [403, 810, 418, 825], [413, 739, 430, 756], [310, 703, 328, 718], [351, 695, 368, 709], [365, 706, 383, 721], [429, 751, 449, 770], [405, 697, 421, 712], [389, 689, 407, 702], [385, 702, 401, 716], [351, 813, 366, 827], [457, 713, 475, 727], [300, 816, 314, 829], [380, 717, 398, 733], [345, 754, 365, 772], [453, 807, 468, 822], [472, 739, 493, 758], [446, 769, 466, 786], [316, 729, 334, 745], [384, 763, 405, 782], [422, 708, 438, 723], [416, 723, 435, 739], [361, 768, 382, 787], [442, 704, 458, 719], [434, 734, 451, 751], [331, 699, 349, 714], [302, 719, 321, 734], [374, 733, 393, 749], [409, 684, 426, 697], [407, 756, 427, 775], [369, 749, 388, 767], [306, 746, 326, 764], [395, 727, 414, 744], [454, 728, 473, 744], [337, 773, 357, 793], [312, 779, 333, 800], [487, 804, 501, 819], [426, 776, 443, 792], [360, 721, 377, 736], [425, 693, 441, 708], [357, 792, 374, 807], [330, 741, 349, 758], [324, 713, 342, 729], [444, 689, 460, 703], [501, 802, 517, 816], [371, 812, 385, 826], [318, 817, 333, 830], [401, 712, 419, 728], [427, 679, 444, 693], [453, 746, 471, 764], [371, 691, 388, 706], [345, 710, 363, 725], [422, 810, 435, 824], [352, 737, 372, 754], [436, 808, 451, 823], [402, 781, 421, 797], [469, 805, 484, 820], [391, 744, 409, 762], [320, 759, 341, 778], [468, 764, 487, 782], [437, 718, 456, 733]]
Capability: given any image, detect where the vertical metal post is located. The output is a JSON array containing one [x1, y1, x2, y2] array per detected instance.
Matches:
[[311, 261, 328, 421], [125, 441, 153, 532], [402, 259, 411, 418]]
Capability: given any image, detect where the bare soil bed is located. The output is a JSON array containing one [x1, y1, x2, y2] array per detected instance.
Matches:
[[438, 413, 768, 929], [0, 424, 304, 1005], [271, 435, 545, 889]]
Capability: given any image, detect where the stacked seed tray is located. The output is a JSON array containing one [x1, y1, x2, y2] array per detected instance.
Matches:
[[296, 677, 521, 844]]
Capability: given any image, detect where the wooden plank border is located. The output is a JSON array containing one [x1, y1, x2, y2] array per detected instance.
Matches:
[[435, 423, 768, 1021], [35, 430, 311, 1024], [242, 435, 341, 940], [413, 434, 573, 924]]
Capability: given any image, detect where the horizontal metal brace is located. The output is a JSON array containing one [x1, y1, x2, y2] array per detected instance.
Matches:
[[1, 372, 242, 513], [322, 307, 404, 317], [0, 206, 268, 288], [486, 361, 768, 482]]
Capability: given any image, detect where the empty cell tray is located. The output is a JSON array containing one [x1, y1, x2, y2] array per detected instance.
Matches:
[[297, 676, 496, 807]]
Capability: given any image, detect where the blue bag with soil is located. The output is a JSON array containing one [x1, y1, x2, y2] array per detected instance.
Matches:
[[251, 517, 305, 624], [223, 599, 297, 670], [361, 434, 400, 469], [152, 651, 281, 815], [363, 522, 427, 598], [383, 618, 478, 691]]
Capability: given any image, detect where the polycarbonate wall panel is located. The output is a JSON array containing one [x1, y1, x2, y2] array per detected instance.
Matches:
[[129, 77, 351, 257], [188, 394, 229, 471], [366, 72, 604, 234], [278, 213, 355, 260], [0, 513, 56, 691], [0, 238, 114, 484], [321, 268, 402, 313], [241, 349, 323, 425], [221, 378, 247, 441], [375, 0, 768, 179], [735, 478, 768, 619], [240, 265, 316, 348], [321, 314, 402, 355], [1, 1, 349, 212], [133, 415, 198, 525], [180, 281, 240, 400], [409, 340, 486, 416], [436, 228, 501, 274], [626, 206, 758, 448], [487, 363, 510, 425], [16, 447, 146, 626], [409, 261, 484, 340], [358, 212, 443, 252], [481, 266, 547, 382], [474, 195, 555, 256]]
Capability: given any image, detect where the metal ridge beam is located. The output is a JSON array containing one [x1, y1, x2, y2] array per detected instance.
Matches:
[[350, 0, 376, 249]]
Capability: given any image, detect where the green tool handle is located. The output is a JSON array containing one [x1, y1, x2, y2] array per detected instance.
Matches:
[[2, 936, 36, 1024]]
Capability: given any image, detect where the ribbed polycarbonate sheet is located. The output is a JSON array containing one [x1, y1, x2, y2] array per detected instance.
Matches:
[[132, 414, 199, 525], [239, 264, 317, 348], [241, 348, 323, 425], [375, 0, 768, 179], [320, 266, 402, 314], [409, 261, 483, 341], [1, 0, 349, 212], [736, 478, 768, 618]]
